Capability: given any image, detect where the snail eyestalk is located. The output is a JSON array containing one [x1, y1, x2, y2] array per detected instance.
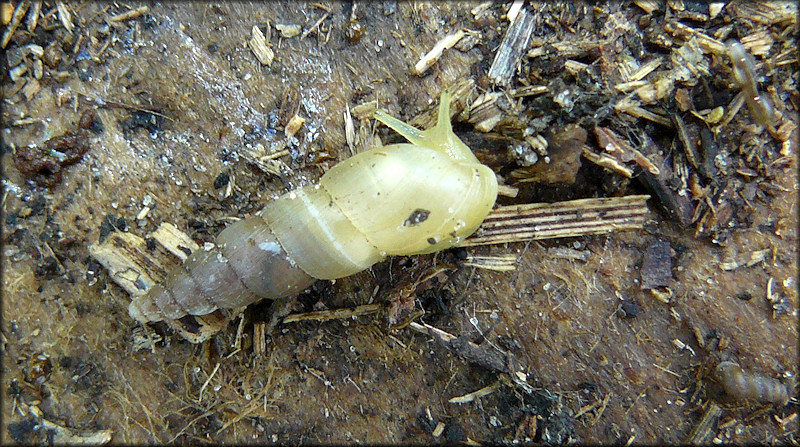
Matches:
[[373, 90, 479, 164]]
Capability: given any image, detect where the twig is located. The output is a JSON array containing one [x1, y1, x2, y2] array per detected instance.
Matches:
[[449, 381, 501, 404], [197, 362, 221, 403], [109, 5, 148, 22], [301, 12, 329, 39], [282, 303, 382, 323]]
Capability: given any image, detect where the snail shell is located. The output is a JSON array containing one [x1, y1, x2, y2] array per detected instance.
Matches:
[[129, 91, 498, 323], [715, 361, 791, 406]]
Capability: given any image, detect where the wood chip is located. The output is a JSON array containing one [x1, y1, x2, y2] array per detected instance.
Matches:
[[740, 29, 774, 57], [727, 1, 797, 25], [1, 2, 14, 25], [663, 21, 726, 55], [253, 322, 267, 356], [640, 239, 673, 290], [432, 422, 446, 438], [629, 58, 662, 82], [1, 0, 29, 48], [467, 92, 506, 132], [497, 183, 518, 198], [582, 146, 634, 178], [276, 23, 301, 38], [719, 248, 770, 271], [26, 0, 40, 32], [633, 0, 661, 14], [615, 97, 674, 128], [55, 0, 73, 33], [509, 85, 548, 98], [462, 254, 517, 272], [351, 100, 378, 120], [250, 25, 274, 66], [148, 222, 200, 261], [21, 78, 40, 100], [636, 135, 696, 227], [285, 114, 305, 138], [595, 126, 661, 175], [673, 114, 701, 170], [488, 8, 535, 85], [88, 231, 164, 296], [344, 103, 356, 154], [564, 59, 589, 77], [506, 0, 524, 24]]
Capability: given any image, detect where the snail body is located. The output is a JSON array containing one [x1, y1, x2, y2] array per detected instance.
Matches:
[[129, 91, 498, 323]]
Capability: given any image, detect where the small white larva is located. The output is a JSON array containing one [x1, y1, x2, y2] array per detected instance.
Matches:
[[715, 361, 791, 406], [129, 91, 498, 323]]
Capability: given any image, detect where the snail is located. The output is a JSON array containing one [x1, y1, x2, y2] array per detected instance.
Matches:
[[129, 91, 498, 323], [715, 361, 791, 406]]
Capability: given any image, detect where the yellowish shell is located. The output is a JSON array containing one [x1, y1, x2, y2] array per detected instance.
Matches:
[[129, 91, 498, 322]]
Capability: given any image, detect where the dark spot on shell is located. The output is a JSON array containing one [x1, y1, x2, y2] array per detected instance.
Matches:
[[427, 237, 436, 245], [404, 209, 430, 226]]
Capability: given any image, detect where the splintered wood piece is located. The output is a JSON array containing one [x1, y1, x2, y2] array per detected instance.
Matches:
[[663, 21, 726, 55], [460, 195, 650, 246], [250, 25, 274, 66], [148, 222, 200, 261], [684, 403, 722, 444], [462, 254, 518, 271], [488, 7, 535, 85], [595, 126, 660, 175]]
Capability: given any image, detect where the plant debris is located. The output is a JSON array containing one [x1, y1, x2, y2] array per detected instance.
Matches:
[[12, 109, 99, 186]]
